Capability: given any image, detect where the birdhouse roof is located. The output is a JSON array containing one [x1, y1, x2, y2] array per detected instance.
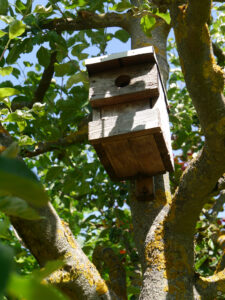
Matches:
[[85, 46, 156, 75]]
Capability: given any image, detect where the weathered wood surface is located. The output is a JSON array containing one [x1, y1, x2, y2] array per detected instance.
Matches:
[[85, 46, 155, 75], [154, 73, 174, 170], [89, 63, 159, 107], [91, 129, 170, 181], [87, 46, 174, 181], [89, 108, 161, 141]]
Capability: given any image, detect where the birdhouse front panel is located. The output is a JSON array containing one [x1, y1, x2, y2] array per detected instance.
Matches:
[[86, 46, 174, 181], [88, 63, 159, 108]]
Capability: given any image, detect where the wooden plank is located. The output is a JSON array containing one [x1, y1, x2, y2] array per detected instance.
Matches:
[[89, 108, 161, 141], [101, 99, 151, 119], [135, 176, 155, 201], [154, 74, 174, 171], [92, 108, 101, 121], [128, 134, 165, 176], [93, 143, 118, 181], [154, 132, 174, 172], [85, 46, 155, 75], [89, 63, 159, 107], [103, 140, 139, 179]]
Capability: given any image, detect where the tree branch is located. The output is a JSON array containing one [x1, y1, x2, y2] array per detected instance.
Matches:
[[93, 246, 127, 300], [195, 271, 225, 300], [187, 0, 211, 25], [40, 11, 132, 33], [11, 203, 120, 300], [167, 0, 225, 232], [213, 42, 225, 66], [11, 51, 57, 111], [21, 116, 89, 158]]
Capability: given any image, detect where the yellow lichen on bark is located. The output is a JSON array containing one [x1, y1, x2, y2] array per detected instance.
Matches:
[[95, 280, 108, 295], [61, 221, 78, 249], [145, 224, 166, 271], [201, 270, 225, 291], [154, 190, 172, 208], [202, 55, 224, 93]]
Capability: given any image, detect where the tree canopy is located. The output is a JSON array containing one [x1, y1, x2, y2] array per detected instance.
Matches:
[[0, 0, 225, 299]]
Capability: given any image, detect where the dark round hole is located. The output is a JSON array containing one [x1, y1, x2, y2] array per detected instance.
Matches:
[[115, 74, 131, 87]]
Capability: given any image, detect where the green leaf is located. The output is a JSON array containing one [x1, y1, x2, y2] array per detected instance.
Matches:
[[46, 166, 63, 182], [0, 97, 11, 109], [0, 15, 14, 24], [217, 5, 225, 11], [195, 255, 208, 270], [34, 5, 53, 14], [0, 243, 13, 294], [71, 44, 88, 56], [65, 0, 86, 8], [114, 29, 130, 43], [0, 218, 11, 240], [0, 196, 42, 220], [55, 61, 79, 77], [0, 67, 13, 76], [18, 135, 35, 146], [32, 103, 46, 117], [37, 47, 50, 67], [66, 72, 88, 89], [0, 0, 8, 15], [9, 20, 26, 39], [208, 239, 215, 250], [17, 121, 27, 132], [0, 30, 7, 37], [0, 156, 49, 207], [110, 0, 133, 12], [6, 110, 34, 122], [7, 274, 69, 300], [1, 142, 19, 158], [0, 88, 20, 99], [155, 12, 171, 24], [140, 15, 156, 37]]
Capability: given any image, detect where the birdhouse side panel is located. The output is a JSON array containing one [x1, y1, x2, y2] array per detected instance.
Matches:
[[89, 63, 159, 108], [154, 75, 174, 171]]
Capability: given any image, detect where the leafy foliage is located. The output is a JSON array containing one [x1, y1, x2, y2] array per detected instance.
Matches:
[[0, 1, 224, 299]]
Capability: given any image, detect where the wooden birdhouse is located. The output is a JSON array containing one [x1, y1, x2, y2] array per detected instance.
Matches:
[[85, 46, 174, 198]]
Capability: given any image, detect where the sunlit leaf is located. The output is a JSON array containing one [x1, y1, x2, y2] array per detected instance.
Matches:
[[0, 15, 14, 24], [0, 88, 20, 99], [0, 67, 13, 76], [155, 12, 171, 24], [9, 20, 26, 39], [34, 5, 53, 14], [18, 135, 36, 146], [0, 30, 7, 37], [110, 0, 133, 12], [140, 15, 156, 37]]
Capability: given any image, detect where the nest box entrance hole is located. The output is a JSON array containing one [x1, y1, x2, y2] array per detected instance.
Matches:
[[115, 74, 131, 87]]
